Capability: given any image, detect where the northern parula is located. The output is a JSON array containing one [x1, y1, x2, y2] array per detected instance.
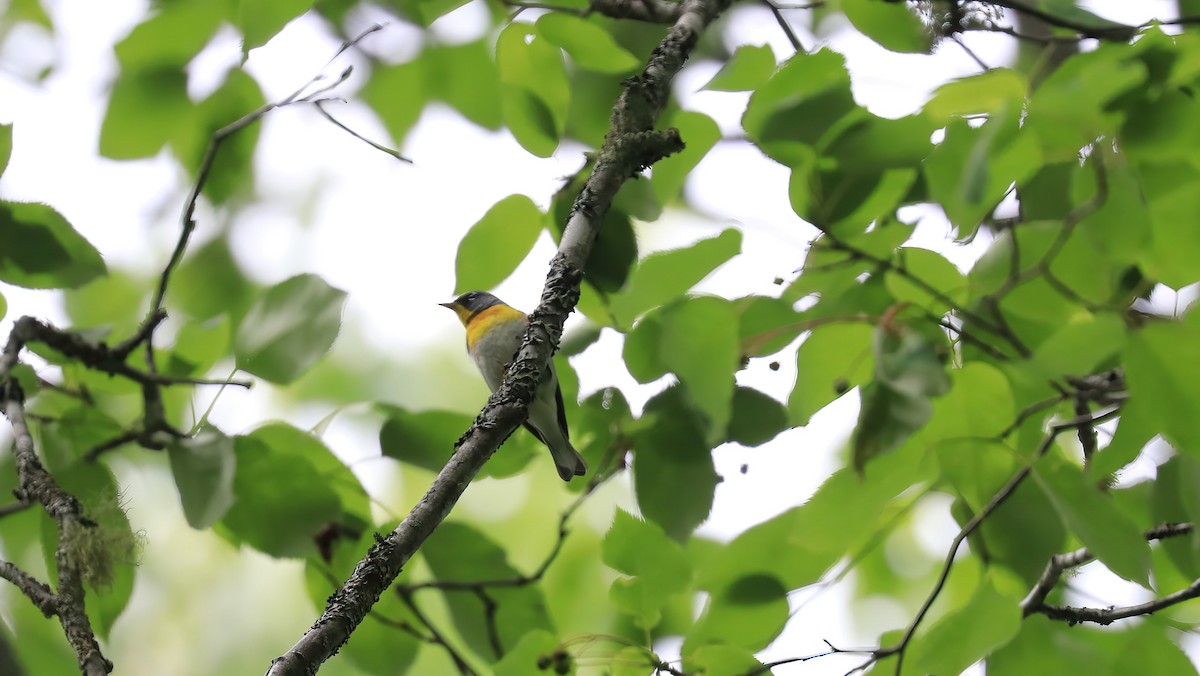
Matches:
[[441, 291, 587, 481]]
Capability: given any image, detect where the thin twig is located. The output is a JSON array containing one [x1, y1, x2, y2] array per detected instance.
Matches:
[[763, 0, 803, 52], [149, 23, 384, 335], [0, 560, 57, 616], [311, 100, 411, 162], [1021, 522, 1194, 615], [0, 498, 32, 518], [397, 589, 478, 675], [855, 406, 1122, 674]]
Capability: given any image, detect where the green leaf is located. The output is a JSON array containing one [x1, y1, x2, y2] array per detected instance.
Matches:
[[737, 294, 804, 357], [413, 0, 471, 24], [237, 0, 313, 54], [623, 311, 668, 383], [493, 630, 564, 676], [167, 430, 236, 529], [114, 0, 224, 70], [1153, 454, 1200, 580], [63, 270, 146, 334], [726, 387, 788, 447], [220, 434, 343, 558], [379, 407, 471, 473], [1124, 322, 1200, 456], [423, 521, 555, 659], [608, 229, 741, 327], [841, 0, 933, 53], [700, 440, 925, 592], [924, 112, 1042, 235], [455, 195, 546, 294], [251, 422, 370, 523], [5, 0, 52, 28], [497, 23, 569, 157], [602, 509, 692, 627], [425, 41, 503, 130], [701, 44, 776, 92], [924, 68, 1028, 119], [173, 69, 265, 204], [1093, 395, 1154, 479], [884, 247, 967, 313], [659, 296, 739, 441], [632, 386, 720, 540], [234, 273, 347, 384], [788, 323, 874, 425], [0, 289, 5, 322], [0, 201, 106, 288], [743, 50, 857, 165], [379, 405, 538, 478], [925, 362, 1014, 443], [362, 59, 426, 147], [687, 645, 764, 674], [853, 325, 950, 472], [100, 67, 194, 159], [685, 574, 788, 652], [167, 316, 231, 377], [0, 123, 11, 177], [536, 14, 639, 73], [1137, 161, 1200, 289], [171, 237, 256, 320], [1026, 45, 1146, 160], [1035, 456, 1153, 587], [652, 111, 721, 205], [910, 576, 1021, 674]]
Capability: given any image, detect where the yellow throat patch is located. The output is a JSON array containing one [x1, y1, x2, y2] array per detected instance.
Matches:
[[463, 304, 525, 352]]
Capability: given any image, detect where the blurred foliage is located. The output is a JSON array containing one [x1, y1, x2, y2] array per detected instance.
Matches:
[[3, 0, 1200, 674]]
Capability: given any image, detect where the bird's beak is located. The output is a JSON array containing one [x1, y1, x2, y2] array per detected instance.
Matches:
[[438, 301, 456, 310]]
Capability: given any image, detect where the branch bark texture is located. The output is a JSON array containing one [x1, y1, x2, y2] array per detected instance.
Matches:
[[265, 2, 731, 673], [0, 390, 111, 675]]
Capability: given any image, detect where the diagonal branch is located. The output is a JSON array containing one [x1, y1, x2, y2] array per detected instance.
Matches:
[[0, 560, 58, 617], [264, 1, 731, 672]]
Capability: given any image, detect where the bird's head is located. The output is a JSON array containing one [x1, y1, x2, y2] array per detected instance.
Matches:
[[439, 291, 505, 325]]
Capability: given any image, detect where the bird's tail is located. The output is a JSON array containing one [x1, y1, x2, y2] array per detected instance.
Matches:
[[549, 440, 587, 482]]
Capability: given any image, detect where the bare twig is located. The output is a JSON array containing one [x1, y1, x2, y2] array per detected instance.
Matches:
[[148, 23, 384, 347], [311, 100, 412, 162], [1021, 522, 1194, 616], [398, 589, 478, 675], [763, 0, 804, 51], [854, 406, 1122, 674], [0, 498, 32, 518], [0, 560, 57, 616]]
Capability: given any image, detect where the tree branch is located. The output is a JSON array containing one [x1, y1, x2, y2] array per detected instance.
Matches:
[[0, 560, 57, 617], [0, 391, 111, 675], [1021, 522, 1194, 619], [264, 2, 730, 672]]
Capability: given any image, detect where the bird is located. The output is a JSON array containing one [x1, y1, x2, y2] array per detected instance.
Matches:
[[440, 291, 587, 481]]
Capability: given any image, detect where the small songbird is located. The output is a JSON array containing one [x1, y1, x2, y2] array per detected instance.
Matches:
[[440, 291, 587, 481]]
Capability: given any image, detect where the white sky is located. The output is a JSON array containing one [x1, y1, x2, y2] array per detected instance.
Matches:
[[0, 0, 1192, 673]]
